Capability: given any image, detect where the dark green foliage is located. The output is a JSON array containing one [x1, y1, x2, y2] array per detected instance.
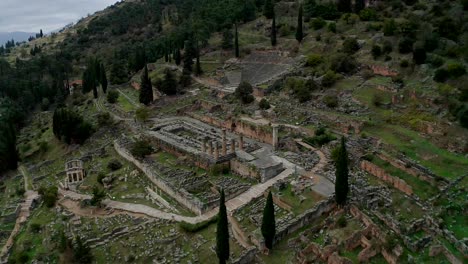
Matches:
[[100, 63, 108, 94], [216, 189, 229, 264], [304, 127, 336, 147], [129, 48, 147, 73], [354, 0, 365, 13], [398, 38, 414, 54], [271, 14, 277, 46], [383, 19, 397, 36], [179, 216, 218, 232], [330, 53, 357, 74], [184, 38, 195, 73], [434, 68, 449, 82], [259, 98, 271, 109], [97, 172, 106, 185], [38, 186, 58, 208], [235, 81, 254, 104], [342, 38, 359, 54], [139, 65, 153, 105], [400, 60, 409, 68], [334, 137, 349, 206], [436, 17, 460, 41], [373, 93, 384, 107], [463, 0, 468, 10], [322, 71, 337, 87], [263, 0, 274, 19], [159, 69, 178, 95], [261, 191, 276, 249], [82, 58, 101, 98], [383, 40, 393, 54], [328, 22, 336, 33], [174, 49, 181, 66], [371, 45, 381, 59], [337, 215, 347, 227], [412, 47, 426, 64], [0, 122, 19, 173], [324, 95, 338, 108], [235, 24, 240, 58], [306, 54, 323, 67], [52, 107, 93, 144], [447, 63, 466, 78], [73, 236, 93, 264], [458, 106, 468, 128], [296, 4, 304, 43], [304, 0, 316, 20], [107, 159, 122, 171], [90, 185, 106, 206], [337, 0, 351, 13], [106, 90, 119, 103], [222, 28, 233, 49], [240, 0, 257, 22], [131, 140, 153, 158], [110, 60, 128, 84], [311, 18, 326, 30], [195, 44, 202, 76], [359, 8, 377, 21], [97, 110, 111, 126]]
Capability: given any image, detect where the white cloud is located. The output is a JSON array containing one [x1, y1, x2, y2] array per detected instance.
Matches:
[[0, 0, 119, 32]]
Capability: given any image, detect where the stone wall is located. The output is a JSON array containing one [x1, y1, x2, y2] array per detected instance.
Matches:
[[273, 197, 336, 245], [114, 141, 206, 215], [360, 160, 413, 195], [231, 247, 258, 264], [230, 159, 260, 180], [378, 154, 436, 186]]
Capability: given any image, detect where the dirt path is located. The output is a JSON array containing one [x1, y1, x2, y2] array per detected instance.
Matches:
[[58, 198, 149, 219], [0, 166, 39, 262]]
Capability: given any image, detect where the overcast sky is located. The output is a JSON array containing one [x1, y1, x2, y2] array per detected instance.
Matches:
[[0, 0, 119, 33]]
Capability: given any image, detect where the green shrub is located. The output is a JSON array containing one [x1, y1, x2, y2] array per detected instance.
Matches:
[[304, 127, 336, 147], [30, 222, 42, 233], [359, 8, 377, 21], [337, 215, 347, 227], [131, 140, 153, 158], [383, 19, 397, 36], [97, 172, 106, 185], [371, 45, 382, 59], [106, 90, 119, 103], [107, 159, 122, 171], [434, 68, 449, 82], [310, 18, 326, 30], [235, 81, 255, 104], [39, 186, 58, 208], [41, 98, 50, 111], [179, 216, 218, 233], [400, 59, 409, 68], [323, 95, 338, 108], [97, 112, 113, 126], [330, 53, 357, 73], [372, 93, 384, 107], [259, 98, 271, 109], [412, 46, 426, 64], [328, 22, 336, 33], [322, 71, 337, 87], [306, 54, 323, 67], [398, 38, 414, 54], [427, 54, 444, 68], [343, 38, 360, 54], [447, 62, 466, 78], [383, 40, 393, 54]]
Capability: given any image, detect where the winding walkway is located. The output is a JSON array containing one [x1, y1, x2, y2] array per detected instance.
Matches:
[[59, 167, 294, 224]]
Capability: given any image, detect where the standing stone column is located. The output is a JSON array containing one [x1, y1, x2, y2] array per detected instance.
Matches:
[[214, 141, 219, 159], [239, 135, 244, 151], [208, 141, 213, 156], [272, 124, 279, 150], [231, 138, 236, 153], [222, 129, 227, 156]]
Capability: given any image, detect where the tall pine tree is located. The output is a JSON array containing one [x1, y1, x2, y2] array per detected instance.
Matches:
[[234, 24, 240, 58], [100, 63, 108, 94], [271, 11, 277, 46], [216, 189, 230, 264], [139, 65, 153, 105], [261, 191, 276, 250], [183, 39, 195, 73], [295, 4, 304, 43], [195, 42, 202, 76], [0, 122, 19, 173], [263, 0, 274, 19], [334, 137, 349, 206], [174, 49, 181, 66]]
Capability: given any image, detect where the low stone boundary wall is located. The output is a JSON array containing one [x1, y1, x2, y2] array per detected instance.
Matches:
[[231, 247, 258, 264], [378, 154, 437, 186], [273, 197, 335, 246], [114, 141, 205, 215], [360, 160, 413, 195]]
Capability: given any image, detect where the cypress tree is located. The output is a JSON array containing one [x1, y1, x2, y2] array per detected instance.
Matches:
[[263, 0, 274, 19], [195, 42, 202, 76], [175, 49, 181, 66], [183, 39, 195, 73], [100, 63, 108, 94], [261, 191, 276, 249], [295, 4, 304, 43], [139, 65, 153, 105], [354, 0, 365, 13], [40, 29, 43, 38], [271, 12, 277, 46], [216, 189, 230, 264], [334, 137, 349, 206], [234, 24, 240, 58], [0, 122, 19, 172]]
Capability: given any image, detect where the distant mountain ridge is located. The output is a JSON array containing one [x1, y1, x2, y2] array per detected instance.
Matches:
[[0, 32, 36, 46]]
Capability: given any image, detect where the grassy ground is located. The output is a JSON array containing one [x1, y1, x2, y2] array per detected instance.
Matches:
[[275, 183, 325, 215]]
